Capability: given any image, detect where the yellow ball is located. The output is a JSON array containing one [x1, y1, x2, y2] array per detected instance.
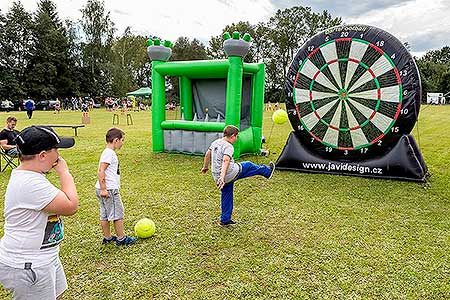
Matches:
[[272, 109, 288, 125], [134, 218, 156, 238]]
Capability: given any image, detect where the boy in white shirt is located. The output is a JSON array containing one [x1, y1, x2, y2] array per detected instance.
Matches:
[[0, 125, 78, 300], [95, 127, 136, 245], [201, 125, 275, 225]]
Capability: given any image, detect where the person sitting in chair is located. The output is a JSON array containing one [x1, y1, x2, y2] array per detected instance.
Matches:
[[0, 116, 20, 157]]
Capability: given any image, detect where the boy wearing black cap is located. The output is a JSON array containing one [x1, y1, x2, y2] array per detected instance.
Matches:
[[0, 126, 78, 300]]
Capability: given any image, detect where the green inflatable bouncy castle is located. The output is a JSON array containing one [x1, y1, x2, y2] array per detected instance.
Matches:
[[147, 32, 265, 158]]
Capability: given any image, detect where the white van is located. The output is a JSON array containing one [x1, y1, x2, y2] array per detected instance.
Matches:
[[426, 93, 445, 105]]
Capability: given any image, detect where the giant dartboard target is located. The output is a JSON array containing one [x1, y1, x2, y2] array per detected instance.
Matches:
[[285, 25, 421, 160]]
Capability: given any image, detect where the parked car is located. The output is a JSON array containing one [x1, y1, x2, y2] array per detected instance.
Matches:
[[0, 100, 14, 111], [35, 100, 58, 110]]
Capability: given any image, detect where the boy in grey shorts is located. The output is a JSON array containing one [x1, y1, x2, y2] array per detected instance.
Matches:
[[0, 126, 78, 299], [95, 127, 136, 246]]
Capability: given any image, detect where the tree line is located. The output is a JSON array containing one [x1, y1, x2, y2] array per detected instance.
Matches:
[[0, 0, 448, 104]]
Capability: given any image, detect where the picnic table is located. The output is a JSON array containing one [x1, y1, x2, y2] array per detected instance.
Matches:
[[37, 124, 85, 136]]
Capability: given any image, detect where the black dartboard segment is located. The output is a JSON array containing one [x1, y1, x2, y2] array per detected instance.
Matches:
[[285, 25, 421, 159]]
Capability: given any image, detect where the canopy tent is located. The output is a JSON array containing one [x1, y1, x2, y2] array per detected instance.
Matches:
[[126, 87, 151, 97]]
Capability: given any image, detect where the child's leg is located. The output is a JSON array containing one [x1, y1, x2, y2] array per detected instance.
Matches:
[[220, 182, 234, 223], [113, 219, 125, 238], [107, 189, 126, 238], [97, 189, 113, 238], [100, 220, 112, 238], [237, 161, 272, 180]]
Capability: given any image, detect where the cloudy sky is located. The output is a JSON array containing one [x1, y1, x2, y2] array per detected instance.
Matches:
[[1, 0, 449, 57]]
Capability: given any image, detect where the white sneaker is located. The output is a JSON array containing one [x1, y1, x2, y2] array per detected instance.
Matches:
[[268, 162, 275, 179]]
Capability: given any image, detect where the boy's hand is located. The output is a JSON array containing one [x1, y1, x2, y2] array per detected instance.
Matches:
[[100, 189, 109, 198], [53, 156, 69, 175], [216, 177, 225, 190], [201, 166, 209, 173]]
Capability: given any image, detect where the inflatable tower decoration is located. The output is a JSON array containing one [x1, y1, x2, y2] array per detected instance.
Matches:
[[147, 32, 265, 158], [276, 24, 428, 181]]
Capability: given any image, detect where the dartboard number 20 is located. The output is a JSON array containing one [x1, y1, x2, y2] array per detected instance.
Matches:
[[286, 25, 421, 160]]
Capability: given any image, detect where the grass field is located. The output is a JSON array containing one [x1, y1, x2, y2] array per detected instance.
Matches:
[[0, 106, 449, 299]]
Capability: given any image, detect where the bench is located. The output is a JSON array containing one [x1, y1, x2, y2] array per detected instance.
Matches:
[[37, 124, 85, 136]]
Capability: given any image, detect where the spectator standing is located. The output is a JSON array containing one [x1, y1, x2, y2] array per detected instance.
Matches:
[[24, 99, 35, 119]]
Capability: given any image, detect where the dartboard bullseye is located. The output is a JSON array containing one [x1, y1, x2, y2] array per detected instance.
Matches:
[[285, 25, 421, 159]]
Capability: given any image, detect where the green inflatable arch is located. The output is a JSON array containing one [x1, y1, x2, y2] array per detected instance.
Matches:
[[147, 32, 265, 158]]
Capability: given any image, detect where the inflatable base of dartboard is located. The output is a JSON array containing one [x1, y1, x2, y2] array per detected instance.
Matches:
[[276, 132, 428, 182]]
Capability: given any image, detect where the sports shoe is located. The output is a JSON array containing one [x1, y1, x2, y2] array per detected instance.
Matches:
[[268, 162, 276, 179], [219, 220, 237, 226], [260, 149, 269, 156], [102, 235, 117, 244], [116, 235, 137, 246]]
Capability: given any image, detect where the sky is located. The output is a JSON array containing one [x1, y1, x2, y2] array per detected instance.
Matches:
[[1, 0, 449, 57]]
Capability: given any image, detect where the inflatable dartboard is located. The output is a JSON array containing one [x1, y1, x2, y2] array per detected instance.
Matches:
[[285, 24, 421, 160]]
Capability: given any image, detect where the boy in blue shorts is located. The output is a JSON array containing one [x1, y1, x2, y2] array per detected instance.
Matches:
[[201, 125, 275, 225], [95, 127, 136, 245]]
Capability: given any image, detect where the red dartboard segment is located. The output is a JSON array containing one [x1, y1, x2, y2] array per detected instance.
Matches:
[[369, 43, 385, 55]]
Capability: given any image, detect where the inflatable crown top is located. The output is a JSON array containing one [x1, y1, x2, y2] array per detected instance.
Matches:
[[147, 38, 173, 62], [223, 31, 251, 58]]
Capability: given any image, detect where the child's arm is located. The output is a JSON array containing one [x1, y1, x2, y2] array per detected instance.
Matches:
[[98, 162, 110, 197], [201, 149, 211, 173], [217, 155, 231, 190], [43, 157, 79, 216]]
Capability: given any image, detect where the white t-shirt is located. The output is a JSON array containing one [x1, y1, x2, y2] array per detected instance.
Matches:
[[0, 170, 62, 268], [209, 138, 240, 183], [95, 148, 120, 189]]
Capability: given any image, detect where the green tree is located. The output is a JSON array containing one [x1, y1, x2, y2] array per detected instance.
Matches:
[[80, 0, 115, 96], [64, 19, 84, 97], [417, 46, 450, 101], [172, 37, 207, 61], [111, 27, 152, 96], [0, 2, 34, 101], [111, 27, 137, 96], [25, 0, 74, 100], [422, 46, 450, 65], [438, 71, 450, 95]]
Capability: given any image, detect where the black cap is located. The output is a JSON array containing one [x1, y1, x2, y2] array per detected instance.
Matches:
[[15, 126, 75, 155]]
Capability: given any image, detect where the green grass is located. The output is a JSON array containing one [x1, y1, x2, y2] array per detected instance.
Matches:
[[0, 106, 449, 299]]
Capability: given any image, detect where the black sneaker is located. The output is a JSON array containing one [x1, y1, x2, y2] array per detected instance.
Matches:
[[268, 162, 275, 179], [219, 220, 237, 226], [102, 235, 117, 244], [116, 235, 137, 246]]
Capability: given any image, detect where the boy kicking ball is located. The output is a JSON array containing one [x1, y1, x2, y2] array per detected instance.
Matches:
[[202, 125, 275, 226]]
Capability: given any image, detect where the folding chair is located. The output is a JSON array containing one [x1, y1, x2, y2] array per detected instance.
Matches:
[[0, 146, 18, 172]]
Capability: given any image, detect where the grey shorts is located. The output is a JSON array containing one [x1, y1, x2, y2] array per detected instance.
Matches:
[[96, 189, 125, 221], [0, 257, 67, 300]]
